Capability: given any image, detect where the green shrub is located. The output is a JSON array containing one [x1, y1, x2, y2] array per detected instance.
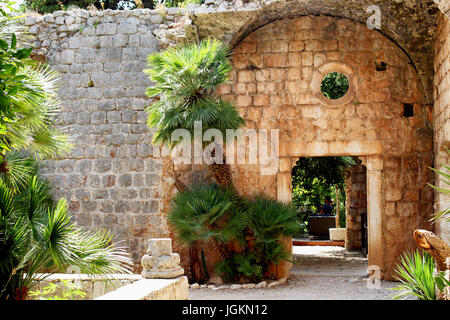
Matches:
[[215, 253, 262, 283], [245, 196, 302, 276], [321, 72, 349, 100], [0, 11, 71, 167], [0, 155, 133, 300], [390, 250, 437, 300], [167, 183, 247, 283], [216, 195, 302, 282], [28, 280, 86, 300], [168, 184, 246, 245]]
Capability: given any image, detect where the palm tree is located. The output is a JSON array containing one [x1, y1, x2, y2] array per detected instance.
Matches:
[[0, 11, 71, 180], [0, 156, 133, 300], [0, 12, 132, 300], [167, 183, 247, 283], [144, 39, 245, 190]]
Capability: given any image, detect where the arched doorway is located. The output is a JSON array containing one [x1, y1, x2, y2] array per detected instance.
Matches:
[[215, 15, 433, 280]]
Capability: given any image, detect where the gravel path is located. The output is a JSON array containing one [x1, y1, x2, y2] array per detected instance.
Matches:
[[189, 275, 407, 300], [190, 246, 413, 300]]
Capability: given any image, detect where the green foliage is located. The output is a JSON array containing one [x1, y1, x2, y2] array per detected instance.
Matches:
[[435, 271, 450, 294], [144, 39, 245, 149], [24, 0, 96, 13], [292, 157, 354, 228], [428, 147, 450, 224], [215, 253, 262, 283], [0, 12, 71, 161], [0, 155, 133, 300], [292, 157, 354, 188], [169, 186, 301, 283], [321, 72, 349, 100], [0, 0, 24, 13], [224, 196, 301, 281], [167, 184, 247, 245], [245, 196, 302, 241], [23, 0, 203, 13], [390, 250, 437, 300], [159, 0, 204, 7], [28, 280, 86, 300]]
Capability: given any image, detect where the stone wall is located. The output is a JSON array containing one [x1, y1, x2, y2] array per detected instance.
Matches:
[[23, 4, 446, 279], [173, 15, 433, 280], [434, 12, 450, 245], [345, 163, 367, 250], [189, 0, 440, 104], [25, 8, 191, 271], [26, 274, 142, 300]]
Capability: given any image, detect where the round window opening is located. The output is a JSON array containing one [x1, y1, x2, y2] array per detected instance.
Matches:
[[320, 72, 349, 100]]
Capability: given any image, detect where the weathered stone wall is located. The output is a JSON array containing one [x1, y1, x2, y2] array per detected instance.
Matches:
[[345, 163, 367, 250], [434, 12, 450, 245], [24, 3, 446, 279], [211, 15, 433, 280], [25, 8, 190, 271]]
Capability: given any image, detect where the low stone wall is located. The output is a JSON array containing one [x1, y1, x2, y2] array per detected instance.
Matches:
[[28, 273, 142, 300], [28, 273, 188, 300], [95, 276, 188, 300]]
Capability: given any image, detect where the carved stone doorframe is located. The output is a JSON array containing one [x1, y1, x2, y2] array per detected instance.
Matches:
[[276, 141, 384, 279]]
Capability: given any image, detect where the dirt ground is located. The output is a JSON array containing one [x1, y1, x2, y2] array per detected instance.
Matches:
[[188, 274, 409, 300]]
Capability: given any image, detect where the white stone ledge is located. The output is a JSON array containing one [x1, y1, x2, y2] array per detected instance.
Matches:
[[95, 276, 189, 300], [36, 273, 142, 281]]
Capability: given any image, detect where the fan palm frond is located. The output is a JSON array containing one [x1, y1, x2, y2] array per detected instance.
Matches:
[[144, 39, 244, 150], [0, 13, 71, 161], [168, 184, 245, 245], [428, 148, 450, 223]]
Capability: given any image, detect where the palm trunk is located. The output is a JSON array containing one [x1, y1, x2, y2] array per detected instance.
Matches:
[[208, 161, 233, 190], [175, 177, 188, 192], [208, 144, 234, 190], [189, 240, 205, 284], [0, 153, 7, 175]]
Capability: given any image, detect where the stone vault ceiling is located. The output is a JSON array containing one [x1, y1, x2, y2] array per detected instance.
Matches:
[[189, 0, 445, 103]]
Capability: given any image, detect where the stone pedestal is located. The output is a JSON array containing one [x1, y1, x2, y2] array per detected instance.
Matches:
[[141, 238, 184, 279]]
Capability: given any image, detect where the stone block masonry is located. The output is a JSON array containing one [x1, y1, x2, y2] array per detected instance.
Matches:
[[171, 15, 436, 280], [434, 12, 450, 245], [25, 8, 188, 272], [23, 2, 450, 280], [345, 163, 367, 250]]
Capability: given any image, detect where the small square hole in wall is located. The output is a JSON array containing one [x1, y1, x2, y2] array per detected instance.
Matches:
[[375, 61, 387, 71], [403, 104, 414, 117]]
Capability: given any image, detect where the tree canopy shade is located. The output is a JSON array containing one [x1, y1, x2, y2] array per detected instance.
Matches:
[[292, 157, 355, 227], [292, 156, 355, 189]]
